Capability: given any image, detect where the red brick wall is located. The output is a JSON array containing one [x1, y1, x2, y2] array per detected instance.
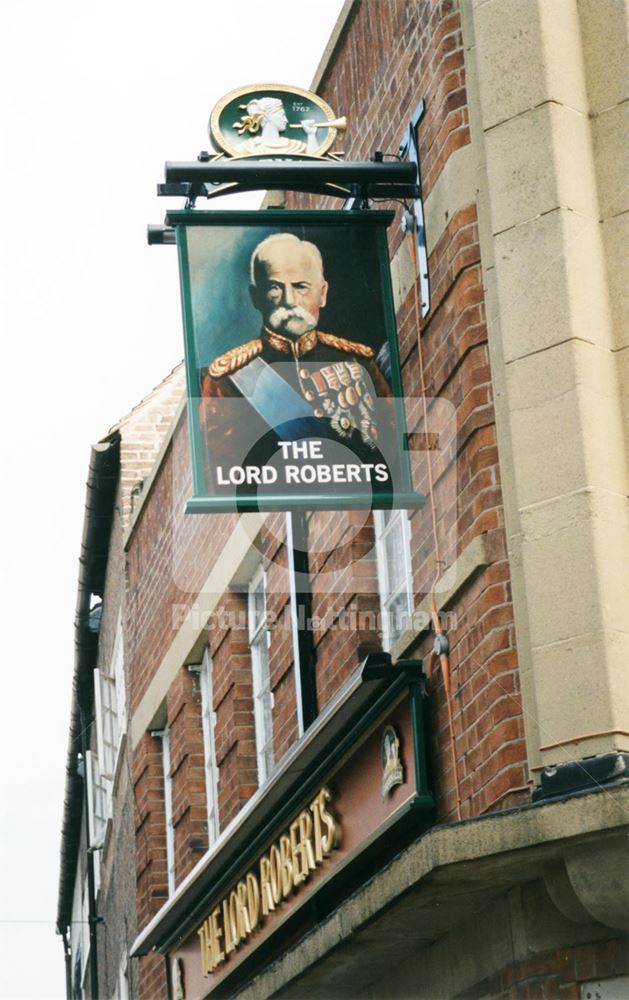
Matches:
[[286, 0, 527, 821], [133, 731, 168, 930], [473, 937, 629, 1000], [292, 0, 469, 226], [263, 515, 299, 759], [125, 422, 240, 717], [208, 590, 258, 826], [138, 950, 167, 1000], [168, 667, 208, 881], [400, 203, 526, 819], [308, 510, 382, 707]]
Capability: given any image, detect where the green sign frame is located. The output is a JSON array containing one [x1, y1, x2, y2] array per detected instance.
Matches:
[[169, 209, 424, 513]]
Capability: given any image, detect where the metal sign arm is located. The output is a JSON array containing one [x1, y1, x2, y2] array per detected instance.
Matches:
[[153, 159, 419, 211], [398, 99, 430, 318]]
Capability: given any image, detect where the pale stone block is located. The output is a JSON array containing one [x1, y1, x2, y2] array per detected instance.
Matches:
[[601, 212, 629, 349], [506, 340, 627, 506], [615, 342, 629, 443], [423, 144, 477, 255], [580, 976, 629, 999], [474, 0, 588, 130], [588, 490, 629, 633], [532, 628, 629, 763], [520, 489, 605, 647], [531, 630, 615, 755], [592, 99, 629, 220], [538, 0, 590, 111], [508, 372, 588, 508], [578, 0, 629, 114], [494, 209, 613, 363], [520, 487, 629, 644], [389, 239, 415, 314], [485, 103, 597, 234]]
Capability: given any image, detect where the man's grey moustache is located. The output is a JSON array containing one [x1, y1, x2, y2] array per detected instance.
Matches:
[[269, 306, 315, 323]]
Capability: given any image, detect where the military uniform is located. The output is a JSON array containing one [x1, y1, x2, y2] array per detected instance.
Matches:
[[198, 327, 396, 491]]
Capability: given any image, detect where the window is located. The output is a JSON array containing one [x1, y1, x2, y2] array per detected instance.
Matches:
[[199, 650, 220, 846], [80, 875, 90, 992], [72, 948, 82, 1000], [93, 618, 127, 810], [94, 670, 119, 781], [153, 729, 176, 895], [85, 750, 108, 891], [248, 567, 274, 785], [374, 509, 414, 651]]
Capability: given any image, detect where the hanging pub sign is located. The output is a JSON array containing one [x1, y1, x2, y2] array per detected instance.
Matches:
[[162, 85, 423, 513], [173, 209, 422, 513]]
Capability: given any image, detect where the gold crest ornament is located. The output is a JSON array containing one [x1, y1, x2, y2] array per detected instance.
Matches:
[[209, 84, 346, 161], [381, 725, 404, 799]]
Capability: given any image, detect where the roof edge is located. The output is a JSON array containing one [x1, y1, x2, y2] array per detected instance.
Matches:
[[310, 0, 358, 94], [56, 433, 121, 933]]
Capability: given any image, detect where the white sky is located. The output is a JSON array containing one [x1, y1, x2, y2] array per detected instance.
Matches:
[[0, 2, 345, 996]]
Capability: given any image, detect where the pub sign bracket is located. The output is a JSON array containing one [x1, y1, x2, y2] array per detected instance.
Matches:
[[398, 98, 430, 318], [148, 85, 431, 514]]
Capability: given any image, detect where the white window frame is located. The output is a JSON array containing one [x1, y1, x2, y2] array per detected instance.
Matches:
[[153, 729, 176, 896], [93, 617, 126, 811], [85, 750, 107, 891], [81, 874, 90, 988], [117, 954, 130, 1000], [374, 509, 414, 651], [199, 649, 220, 846], [248, 566, 274, 786], [94, 668, 118, 782]]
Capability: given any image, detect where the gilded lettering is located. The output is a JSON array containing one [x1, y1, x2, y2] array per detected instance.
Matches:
[[198, 922, 210, 976], [236, 880, 252, 939], [279, 834, 294, 898], [298, 809, 316, 876], [318, 788, 337, 854], [196, 787, 340, 971], [222, 898, 235, 954], [269, 844, 282, 905], [228, 890, 241, 946], [310, 793, 323, 863], [211, 906, 224, 966], [246, 871, 260, 930], [290, 818, 305, 884], [259, 855, 275, 915]]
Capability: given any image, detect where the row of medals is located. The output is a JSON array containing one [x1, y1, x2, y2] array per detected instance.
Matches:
[[295, 360, 379, 449]]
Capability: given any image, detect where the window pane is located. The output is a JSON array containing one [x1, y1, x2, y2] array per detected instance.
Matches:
[[382, 508, 397, 528], [375, 510, 413, 652], [383, 519, 406, 594], [255, 646, 274, 785], [387, 592, 411, 645], [159, 731, 175, 896], [200, 653, 219, 845], [251, 578, 265, 632]]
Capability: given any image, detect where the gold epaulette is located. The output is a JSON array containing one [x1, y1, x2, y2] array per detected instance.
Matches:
[[208, 338, 263, 377], [318, 331, 375, 359]]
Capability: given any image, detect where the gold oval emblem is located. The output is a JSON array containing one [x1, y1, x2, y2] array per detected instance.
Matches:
[[209, 84, 344, 160]]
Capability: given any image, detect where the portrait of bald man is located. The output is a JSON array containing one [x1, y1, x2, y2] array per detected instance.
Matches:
[[198, 232, 393, 476]]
